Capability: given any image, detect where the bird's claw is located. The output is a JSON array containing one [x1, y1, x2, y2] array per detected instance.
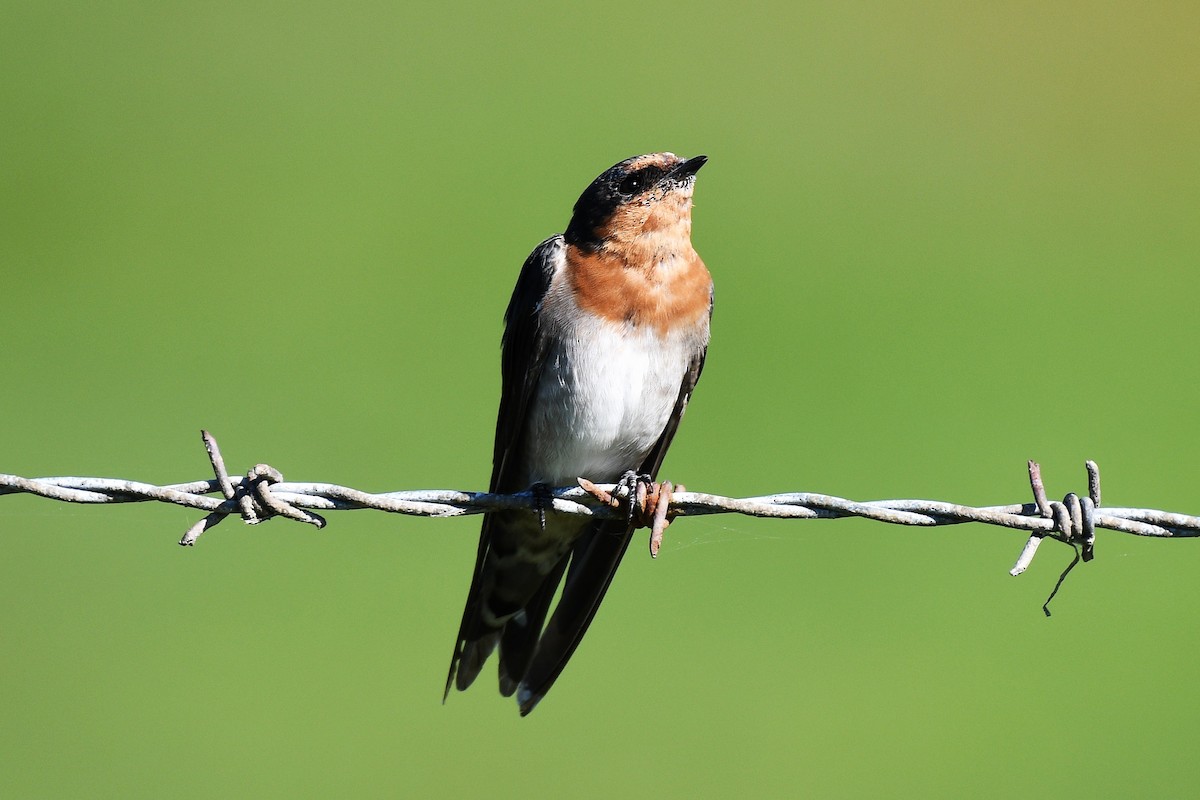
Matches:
[[578, 472, 683, 558]]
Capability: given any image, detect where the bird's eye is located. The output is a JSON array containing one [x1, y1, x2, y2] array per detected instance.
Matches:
[[618, 173, 643, 195]]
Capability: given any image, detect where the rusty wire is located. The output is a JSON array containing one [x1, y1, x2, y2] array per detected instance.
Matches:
[[4, 431, 1200, 613]]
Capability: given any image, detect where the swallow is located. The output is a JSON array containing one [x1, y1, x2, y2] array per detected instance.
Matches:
[[445, 152, 712, 715]]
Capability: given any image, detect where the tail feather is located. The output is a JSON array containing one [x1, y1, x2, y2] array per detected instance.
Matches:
[[454, 631, 500, 692], [498, 554, 568, 696], [516, 522, 634, 715], [448, 516, 635, 714]]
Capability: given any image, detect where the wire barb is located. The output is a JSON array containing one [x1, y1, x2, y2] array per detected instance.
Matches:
[[1010, 461, 1103, 614], [178, 430, 325, 545], [4, 432, 1200, 612]]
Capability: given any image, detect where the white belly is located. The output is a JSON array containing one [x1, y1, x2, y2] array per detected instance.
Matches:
[[522, 316, 697, 487]]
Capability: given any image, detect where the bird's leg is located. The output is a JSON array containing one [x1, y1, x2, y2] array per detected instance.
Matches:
[[578, 472, 682, 557], [613, 470, 654, 528]]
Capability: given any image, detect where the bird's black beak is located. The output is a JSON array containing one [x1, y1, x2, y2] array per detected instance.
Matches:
[[670, 154, 708, 180]]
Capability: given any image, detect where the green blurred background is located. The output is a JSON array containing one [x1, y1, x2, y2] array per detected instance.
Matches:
[[3, 1, 1198, 796]]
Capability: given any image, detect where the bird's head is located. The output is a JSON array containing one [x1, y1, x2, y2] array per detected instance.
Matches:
[[565, 153, 707, 255]]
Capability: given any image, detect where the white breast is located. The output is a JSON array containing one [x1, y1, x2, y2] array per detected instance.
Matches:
[[521, 313, 701, 487]]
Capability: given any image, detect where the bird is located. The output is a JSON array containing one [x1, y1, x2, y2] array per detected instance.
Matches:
[[445, 152, 713, 715]]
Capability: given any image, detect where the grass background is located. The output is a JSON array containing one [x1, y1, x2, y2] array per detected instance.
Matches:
[[3, 2, 1199, 797]]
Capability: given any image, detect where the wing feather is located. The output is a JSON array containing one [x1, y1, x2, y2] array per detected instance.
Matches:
[[444, 236, 565, 698]]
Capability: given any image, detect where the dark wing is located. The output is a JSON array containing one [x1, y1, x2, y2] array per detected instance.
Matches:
[[444, 236, 564, 698], [515, 342, 709, 715], [490, 235, 566, 493]]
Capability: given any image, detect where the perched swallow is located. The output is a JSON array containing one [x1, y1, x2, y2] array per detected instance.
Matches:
[[445, 152, 713, 715]]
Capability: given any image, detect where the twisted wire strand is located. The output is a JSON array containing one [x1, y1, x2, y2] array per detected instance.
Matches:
[[6, 474, 1196, 535], [3, 433, 1199, 605]]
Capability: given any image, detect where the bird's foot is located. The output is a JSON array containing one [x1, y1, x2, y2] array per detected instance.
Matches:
[[578, 471, 649, 526], [578, 471, 683, 558]]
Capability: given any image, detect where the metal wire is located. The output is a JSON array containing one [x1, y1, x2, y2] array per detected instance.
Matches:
[[4, 431, 1200, 609]]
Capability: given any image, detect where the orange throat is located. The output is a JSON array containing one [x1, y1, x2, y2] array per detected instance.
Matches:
[[565, 197, 711, 334]]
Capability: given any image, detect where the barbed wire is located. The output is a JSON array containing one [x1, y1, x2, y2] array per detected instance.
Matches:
[[4, 431, 1200, 614]]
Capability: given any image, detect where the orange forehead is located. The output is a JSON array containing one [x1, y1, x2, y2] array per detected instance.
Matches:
[[620, 153, 682, 172]]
